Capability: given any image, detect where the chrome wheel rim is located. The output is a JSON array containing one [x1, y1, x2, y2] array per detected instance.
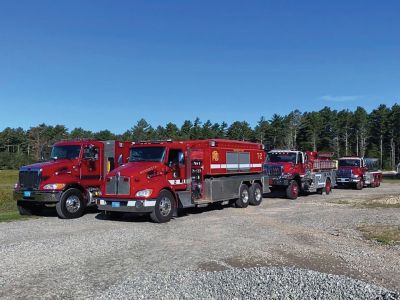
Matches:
[[65, 195, 81, 214], [241, 189, 249, 203], [159, 197, 172, 216], [255, 188, 262, 201]]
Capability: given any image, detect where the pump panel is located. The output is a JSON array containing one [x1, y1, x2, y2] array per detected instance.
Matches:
[[191, 159, 203, 200]]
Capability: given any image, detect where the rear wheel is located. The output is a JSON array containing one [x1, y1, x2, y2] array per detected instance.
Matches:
[[150, 190, 175, 223], [235, 184, 250, 208], [56, 188, 85, 219], [249, 183, 263, 206], [286, 180, 299, 200]]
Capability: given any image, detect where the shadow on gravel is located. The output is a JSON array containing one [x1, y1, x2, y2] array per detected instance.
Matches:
[[95, 212, 150, 222], [94, 202, 234, 223], [33, 205, 100, 218]]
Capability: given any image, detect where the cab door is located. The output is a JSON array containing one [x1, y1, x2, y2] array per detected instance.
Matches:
[[80, 144, 102, 184], [165, 148, 187, 190]]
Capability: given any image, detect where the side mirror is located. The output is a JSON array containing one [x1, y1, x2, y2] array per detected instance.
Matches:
[[118, 154, 123, 165]]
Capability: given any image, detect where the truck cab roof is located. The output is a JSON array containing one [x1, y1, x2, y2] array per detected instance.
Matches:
[[268, 149, 300, 154]]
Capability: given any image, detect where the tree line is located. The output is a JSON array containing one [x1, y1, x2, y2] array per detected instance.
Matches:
[[0, 104, 399, 170]]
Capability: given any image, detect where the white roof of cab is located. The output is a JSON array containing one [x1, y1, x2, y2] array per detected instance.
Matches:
[[269, 149, 299, 153]]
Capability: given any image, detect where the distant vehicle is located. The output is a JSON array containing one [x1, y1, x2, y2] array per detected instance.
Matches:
[[264, 150, 336, 199], [96, 139, 269, 223], [336, 157, 382, 189], [14, 140, 131, 218]]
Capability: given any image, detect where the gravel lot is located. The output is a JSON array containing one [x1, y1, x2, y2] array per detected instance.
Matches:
[[0, 183, 399, 299]]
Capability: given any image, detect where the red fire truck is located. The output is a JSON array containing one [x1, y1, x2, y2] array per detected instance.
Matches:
[[14, 140, 131, 219], [96, 139, 269, 223], [336, 157, 383, 189], [264, 150, 336, 199]]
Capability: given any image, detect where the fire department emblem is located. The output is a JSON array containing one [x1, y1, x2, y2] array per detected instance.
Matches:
[[212, 150, 219, 162]]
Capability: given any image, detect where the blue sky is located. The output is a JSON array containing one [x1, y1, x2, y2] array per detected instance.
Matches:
[[0, 0, 399, 133]]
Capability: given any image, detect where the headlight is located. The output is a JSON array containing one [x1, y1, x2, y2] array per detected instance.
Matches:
[[135, 189, 153, 198], [43, 183, 66, 190]]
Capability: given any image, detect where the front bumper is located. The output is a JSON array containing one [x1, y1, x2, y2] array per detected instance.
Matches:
[[14, 190, 61, 204], [96, 198, 156, 213], [336, 177, 360, 183], [269, 177, 290, 186]]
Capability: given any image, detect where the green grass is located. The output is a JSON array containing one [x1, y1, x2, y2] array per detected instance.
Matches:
[[333, 199, 351, 205], [383, 177, 400, 184], [0, 211, 32, 222], [0, 170, 29, 222], [358, 225, 400, 245], [0, 169, 18, 185], [362, 202, 400, 208]]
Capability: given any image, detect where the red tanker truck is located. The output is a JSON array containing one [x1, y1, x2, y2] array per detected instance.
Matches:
[[336, 157, 382, 189], [96, 139, 269, 223], [14, 140, 131, 218], [264, 150, 336, 199]]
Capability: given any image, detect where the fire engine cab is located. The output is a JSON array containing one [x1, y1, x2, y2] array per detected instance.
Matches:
[[14, 140, 131, 219], [96, 139, 269, 223], [264, 150, 337, 199], [336, 157, 382, 189]]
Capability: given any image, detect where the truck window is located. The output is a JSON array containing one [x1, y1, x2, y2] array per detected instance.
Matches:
[[168, 149, 184, 166], [83, 146, 99, 160], [51, 145, 81, 160], [338, 159, 361, 167], [297, 152, 303, 164], [129, 147, 166, 162], [267, 152, 297, 163]]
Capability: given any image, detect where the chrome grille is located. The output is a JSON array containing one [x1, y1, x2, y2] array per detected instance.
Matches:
[[337, 169, 352, 178], [19, 170, 41, 190], [105, 175, 130, 195], [117, 176, 130, 195], [264, 164, 283, 177], [106, 176, 117, 194]]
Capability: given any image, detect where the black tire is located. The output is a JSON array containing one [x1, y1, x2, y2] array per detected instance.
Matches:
[[235, 184, 250, 208], [249, 183, 263, 206], [56, 188, 85, 219], [17, 203, 43, 216], [150, 190, 175, 223], [355, 180, 363, 190], [286, 180, 299, 200]]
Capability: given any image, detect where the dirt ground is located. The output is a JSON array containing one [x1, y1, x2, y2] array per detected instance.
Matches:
[[0, 183, 399, 298]]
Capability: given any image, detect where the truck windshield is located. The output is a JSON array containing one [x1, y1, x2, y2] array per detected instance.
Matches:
[[339, 159, 361, 167], [267, 152, 297, 163], [51, 145, 81, 160], [129, 147, 166, 162]]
